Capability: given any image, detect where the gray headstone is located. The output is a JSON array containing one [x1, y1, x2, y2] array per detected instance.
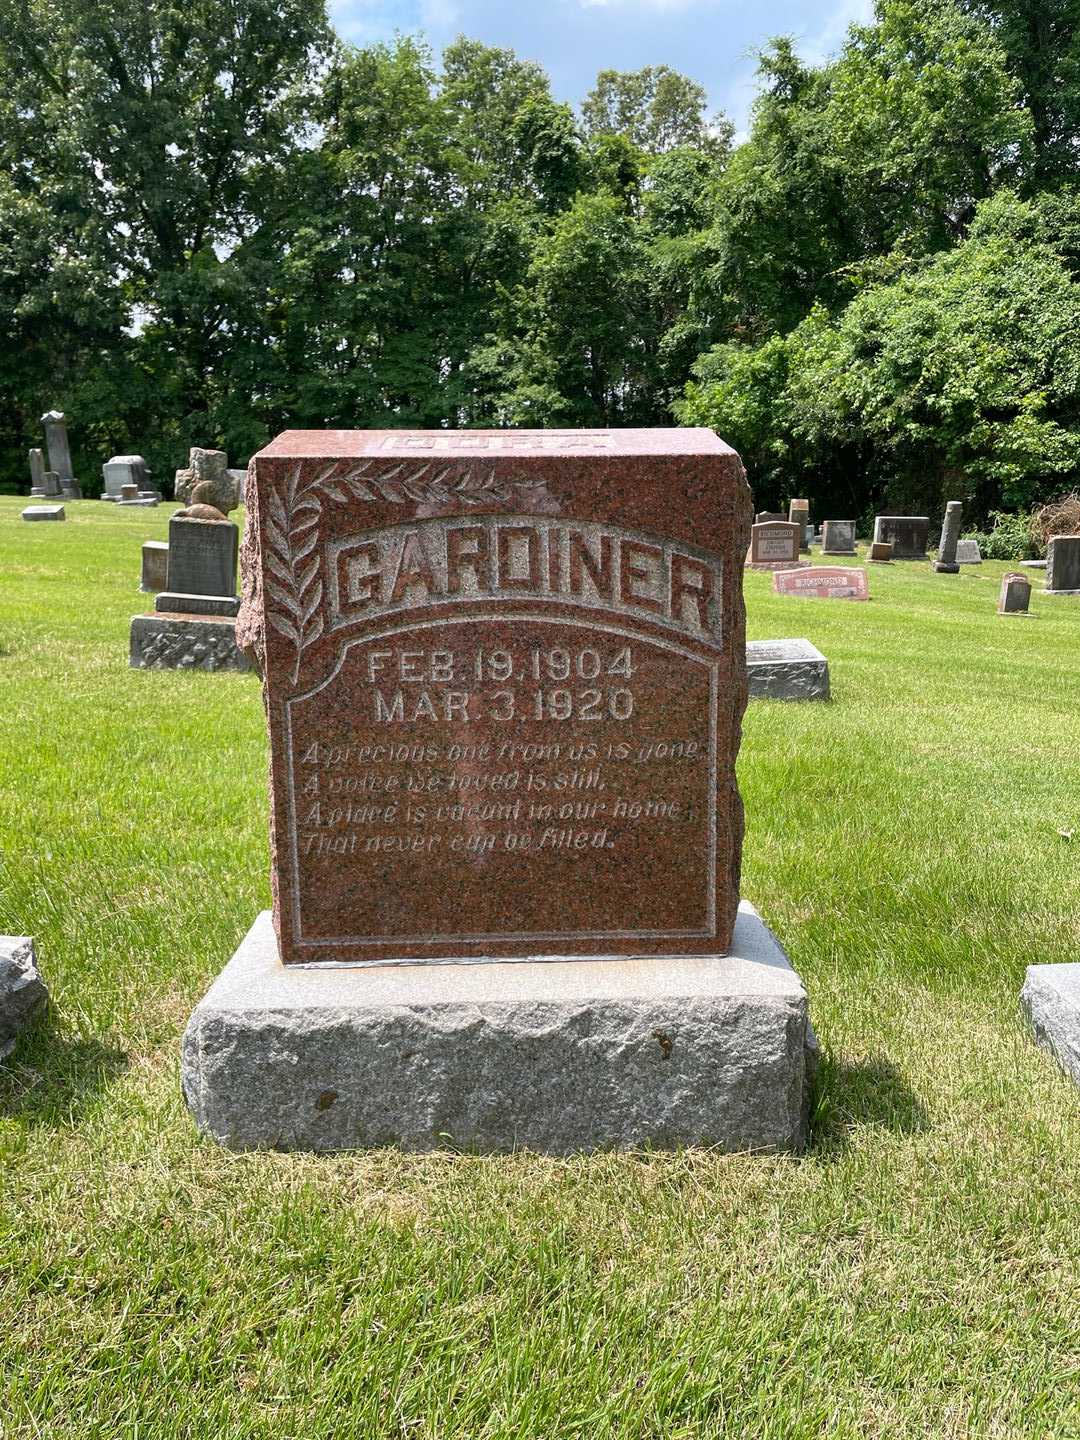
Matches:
[[41, 410, 74, 482], [0, 936, 48, 1058], [141, 541, 169, 592], [41, 471, 61, 497], [180, 904, 817, 1154], [934, 501, 962, 572], [755, 511, 787, 526], [102, 455, 147, 499], [155, 592, 240, 618], [872, 515, 929, 559], [129, 615, 251, 672], [956, 539, 982, 564], [821, 520, 856, 554], [120, 483, 139, 501], [998, 572, 1031, 614], [21, 505, 65, 522], [166, 515, 238, 600], [28, 448, 45, 490], [1045, 535, 1080, 594], [746, 639, 829, 701], [1021, 963, 1080, 1089]]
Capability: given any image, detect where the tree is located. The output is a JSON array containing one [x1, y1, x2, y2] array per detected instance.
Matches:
[[0, 0, 332, 486], [582, 65, 723, 154]]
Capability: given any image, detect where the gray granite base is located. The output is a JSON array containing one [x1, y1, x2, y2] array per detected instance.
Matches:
[[21, 505, 65, 522], [129, 614, 251, 672], [1044, 588, 1080, 596], [1021, 964, 1080, 1088], [181, 904, 817, 1155], [0, 937, 48, 1058], [747, 639, 829, 701]]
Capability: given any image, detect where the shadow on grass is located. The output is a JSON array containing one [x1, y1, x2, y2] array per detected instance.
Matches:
[[0, 1022, 128, 1128], [809, 1051, 929, 1153]]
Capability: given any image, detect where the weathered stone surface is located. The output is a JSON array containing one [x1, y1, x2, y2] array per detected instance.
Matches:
[[998, 572, 1032, 614], [755, 511, 787, 526], [174, 448, 239, 513], [1045, 535, 1080, 594], [116, 496, 159, 508], [0, 936, 48, 1058], [1021, 964, 1080, 1088], [245, 428, 752, 967], [867, 542, 892, 562], [821, 520, 855, 554], [873, 516, 929, 559], [956, 539, 982, 564], [746, 520, 803, 569], [166, 516, 238, 599], [774, 565, 868, 600], [155, 592, 240, 617], [181, 902, 816, 1154], [747, 639, 829, 701], [788, 500, 810, 552], [102, 455, 148, 498], [141, 541, 169, 592], [40, 471, 61, 497], [1020, 559, 1046, 569], [22, 505, 65, 522], [41, 410, 75, 484], [934, 501, 962, 573], [28, 448, 45, 490], [129, 614, 251, 671]]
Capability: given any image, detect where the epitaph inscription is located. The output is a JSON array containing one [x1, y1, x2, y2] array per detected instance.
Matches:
[[245, 429, 751, 965]]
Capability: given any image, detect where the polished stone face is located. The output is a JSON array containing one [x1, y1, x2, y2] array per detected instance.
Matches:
[[773, 566, 869, 600], [1046, 536, 1080, 592], [822, 520, 856, 554], [243, 429, 752, 965]]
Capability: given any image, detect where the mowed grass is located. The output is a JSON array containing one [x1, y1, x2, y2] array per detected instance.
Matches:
[[1, 494, 1078, 1439]]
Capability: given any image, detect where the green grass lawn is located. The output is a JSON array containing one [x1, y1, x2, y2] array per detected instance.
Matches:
[[1, 495, 1078, 1438]]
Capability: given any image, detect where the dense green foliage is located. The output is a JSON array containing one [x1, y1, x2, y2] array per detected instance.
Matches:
[[1, 0, 1079, 516]]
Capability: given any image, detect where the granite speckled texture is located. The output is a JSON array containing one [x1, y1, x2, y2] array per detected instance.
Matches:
[[746, 639, 829, 701], [181, 902, 817, 1154], [773, 566, 868, 600], [0, 936, 48, 1058], [242, 429, 753, 967], [1021, 964, 1080, 1087], [129, 614, 251, 671]]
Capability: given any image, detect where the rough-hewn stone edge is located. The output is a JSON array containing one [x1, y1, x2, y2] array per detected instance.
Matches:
[[1021, 964, 1080, 1088], [181, 903, 816, 1156], [0, 936, 48, 1058], [129, 615, 252, 673]]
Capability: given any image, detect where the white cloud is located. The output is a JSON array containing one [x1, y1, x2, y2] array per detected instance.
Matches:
[[801, 0, 876, 65]]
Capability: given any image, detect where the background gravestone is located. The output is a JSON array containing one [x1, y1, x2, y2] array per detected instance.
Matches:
[[998, 572, 1032, 614], [746, 638, 829, 701], [873, 516, 929, 559], [22, 505, 65, 522], [140, 541, 169, 592], [774, 566, 868, 600], [822, 520, 856, 554], [1045, 535, 1080, 594], [174, 448, 240, 512], [131, 515, 247, 671], [746, 520, 804, 570], [28, 448, 46, 495], [934, 501, 962, 573], [755, 510, 787, 526], [956, 539, 982, 564], [103, 455, 148, 501], [181, 428, 817, 1155], [788, 499, 810, 552]]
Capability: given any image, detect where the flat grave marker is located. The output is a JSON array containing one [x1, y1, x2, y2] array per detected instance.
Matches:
[[774, 565, 868, 600], [746, 639, 829, 701]]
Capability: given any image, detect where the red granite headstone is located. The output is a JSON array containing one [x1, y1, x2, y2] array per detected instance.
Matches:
[[773, 566, 869, 600], [241, 429, 752, 965]]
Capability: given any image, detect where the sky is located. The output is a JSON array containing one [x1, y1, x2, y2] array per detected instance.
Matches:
[[327, 0, 877, 135]]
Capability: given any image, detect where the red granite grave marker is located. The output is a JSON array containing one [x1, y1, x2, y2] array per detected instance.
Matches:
[[773, 566, 869, 600], [241, 429, 752, 965]]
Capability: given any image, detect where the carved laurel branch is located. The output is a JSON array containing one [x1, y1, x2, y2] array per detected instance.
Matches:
[[264, 459, 547, 684]]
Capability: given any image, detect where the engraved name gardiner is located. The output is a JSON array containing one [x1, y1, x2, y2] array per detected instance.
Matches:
[[327, 517, 723, 645]]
